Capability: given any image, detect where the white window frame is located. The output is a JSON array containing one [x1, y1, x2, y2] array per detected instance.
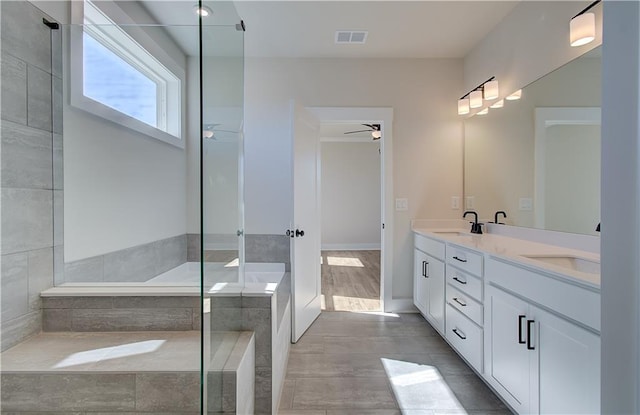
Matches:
[[70, 0, 183, 148]]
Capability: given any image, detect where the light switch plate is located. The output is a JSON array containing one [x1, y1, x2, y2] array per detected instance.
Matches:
[[465, 196, 475, 210], [395, 198, 408, 211], [451, 196, 460, 210], [519, 197, 533, 211]]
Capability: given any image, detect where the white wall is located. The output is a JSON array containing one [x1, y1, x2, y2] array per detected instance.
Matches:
[[62, 0, 188, 261], [321, 141, 381, 250], [464, 1, 602, 104], [244, 58, 464, 303]]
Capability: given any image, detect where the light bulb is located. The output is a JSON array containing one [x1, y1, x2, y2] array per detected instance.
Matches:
[[477, 108, 489, 115], [483, 80, 499, 100], [371, 130, 382, 139], [506, 89, 522, 100], [470, 90, 483, 108], [458, 98, 470, 115], [570, 13, 596, 47], [490, 99, 504, 109], [194, 5, 213, 17], [203, 130, 214, 139]]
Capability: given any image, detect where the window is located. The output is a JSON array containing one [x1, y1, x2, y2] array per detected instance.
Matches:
[[71, 0, 183, 147]]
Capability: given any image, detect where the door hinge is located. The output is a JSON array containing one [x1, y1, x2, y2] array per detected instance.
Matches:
[[43, 18, 59, 30], [382, 223, 385, 229]]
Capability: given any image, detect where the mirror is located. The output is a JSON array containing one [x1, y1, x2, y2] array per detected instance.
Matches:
[[463, 46, 601, 235]]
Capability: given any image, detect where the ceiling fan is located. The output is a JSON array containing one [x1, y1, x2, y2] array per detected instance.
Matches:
[[344, 123, 382, 140]]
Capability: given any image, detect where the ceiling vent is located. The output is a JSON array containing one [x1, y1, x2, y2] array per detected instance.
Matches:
[[335, 31, 368, 44]]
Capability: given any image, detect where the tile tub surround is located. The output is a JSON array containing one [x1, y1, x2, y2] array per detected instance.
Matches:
[[210, 276, 292, 414], [62, 234, 187, 283], [41, 296, 201, 332], [0, 330, 255, 414], [1, 0, 61, 351]]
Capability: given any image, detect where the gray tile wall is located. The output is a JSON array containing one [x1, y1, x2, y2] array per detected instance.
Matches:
[[62, 234, 187, 283], [1, 0, 60, 352], [245, 234, 291, 271]]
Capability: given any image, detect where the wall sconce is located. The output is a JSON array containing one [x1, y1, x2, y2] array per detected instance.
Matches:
[[458, 76, 498, 115], [570, 0, 600, 47]]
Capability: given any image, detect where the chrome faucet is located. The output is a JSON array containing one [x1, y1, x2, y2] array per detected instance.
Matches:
[[463, 211, 483, 234]]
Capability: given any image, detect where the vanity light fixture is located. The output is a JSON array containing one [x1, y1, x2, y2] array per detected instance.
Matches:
[[570, 0, 600, 47], [483, 80, 499, 100], [194, 4, 213, 17], [457, 98, 470, 115], [506, 89, 522, 100], [458, 76, 497, 115], [477, 108, 489, 115], [470, 90, 483, 108], [490, 99, 504, 109]]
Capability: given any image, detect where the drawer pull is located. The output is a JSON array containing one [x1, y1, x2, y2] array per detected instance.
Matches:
[[452, 328, 466, 340], [452, 256, 467, 263], [527, 320, 535, 350], [422, 261, 430, 278], [452, 276, 467, 285], [453, 297, 467, 307], [518, 315, 526, 344]]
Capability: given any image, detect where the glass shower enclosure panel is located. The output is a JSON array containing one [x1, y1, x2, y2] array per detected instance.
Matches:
[[200, 2, 245, 413]]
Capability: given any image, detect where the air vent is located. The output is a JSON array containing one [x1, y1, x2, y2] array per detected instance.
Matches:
[[335, 31, 368, 44]]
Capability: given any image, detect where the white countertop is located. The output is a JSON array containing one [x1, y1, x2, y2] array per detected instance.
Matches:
[[413, 226, 600, 289]]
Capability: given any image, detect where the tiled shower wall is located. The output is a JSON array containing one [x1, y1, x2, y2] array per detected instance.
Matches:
[[1, 1, 61, 351]]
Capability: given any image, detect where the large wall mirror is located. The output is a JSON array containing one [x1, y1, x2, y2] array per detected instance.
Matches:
[[463, 46, 601, 235]]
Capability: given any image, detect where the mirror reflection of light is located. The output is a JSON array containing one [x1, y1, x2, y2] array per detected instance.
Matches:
[[326, 256, 364, 267], [381, 358, 466, 412], [53, 340, 165, 368], [224, 258, 239, 268]]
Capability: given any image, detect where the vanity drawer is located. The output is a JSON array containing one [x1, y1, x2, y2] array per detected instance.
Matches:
[[447, 284, 483, 326], [447, 245, 483, 277], [446, 267, 482, 301], [415, 233, 445, 260], [445, 304, 483, 373]]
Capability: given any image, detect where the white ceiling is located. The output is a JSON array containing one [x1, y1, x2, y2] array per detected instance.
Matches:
[[141, 1, 520, 58]]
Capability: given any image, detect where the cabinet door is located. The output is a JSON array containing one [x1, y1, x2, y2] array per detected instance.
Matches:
[[426, 254, 445, 334], [485, 285, 532, 413], [534, 306, 600, 414], [413, 249, 429, 315]]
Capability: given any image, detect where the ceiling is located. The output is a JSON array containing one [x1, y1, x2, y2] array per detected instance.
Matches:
[[140, 1, 520, 58]]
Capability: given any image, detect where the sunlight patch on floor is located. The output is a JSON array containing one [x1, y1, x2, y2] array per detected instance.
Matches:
[[53, 340, 166, 368], [331, 295, 380, 311], [381, 358, 466, 412], [326, 256, 365, 267]]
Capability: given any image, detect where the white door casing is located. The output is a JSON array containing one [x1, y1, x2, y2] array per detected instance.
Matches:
[[290, 101, 322, 342]]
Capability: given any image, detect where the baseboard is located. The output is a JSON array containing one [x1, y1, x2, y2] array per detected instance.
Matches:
[[321, 243, 381, 251], [384, 298, 417, 313]]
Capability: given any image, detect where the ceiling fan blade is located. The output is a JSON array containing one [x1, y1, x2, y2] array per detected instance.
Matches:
[[344, 129, 373, 134]]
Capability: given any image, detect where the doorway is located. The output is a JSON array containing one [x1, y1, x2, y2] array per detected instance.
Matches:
[[319, 122, 382, 311]]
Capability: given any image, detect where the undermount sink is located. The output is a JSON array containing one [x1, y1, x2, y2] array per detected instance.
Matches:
[[521, 254, 600, 275]]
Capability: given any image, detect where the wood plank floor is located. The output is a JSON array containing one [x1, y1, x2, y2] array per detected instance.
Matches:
[[321, 250, 381, 312], [278, 311, 510, 414]]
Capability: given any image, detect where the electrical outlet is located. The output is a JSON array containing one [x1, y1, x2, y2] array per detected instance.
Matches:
[[519, 197, 533, 211], [451, 196, 460, 210], [465, 196, 475, 210], [395, 198, 408, 211]]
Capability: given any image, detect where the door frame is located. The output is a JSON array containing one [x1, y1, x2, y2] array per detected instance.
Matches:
[[308, 107, 394, 312]]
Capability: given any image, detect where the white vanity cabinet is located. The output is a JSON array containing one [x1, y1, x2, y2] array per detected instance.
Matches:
[[485, 259, 600, 415], [413, 234, 446, 334], [444, 243, 484, 373]]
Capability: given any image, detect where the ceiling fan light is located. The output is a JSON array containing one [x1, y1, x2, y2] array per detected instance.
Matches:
[[570, 12, 596, 47], [193, 4, 213, 17], [458, 98, 470, 115], [483, 80, 499, 100], [371, 130, 382, 139], [506, 89, 522, 100], [203, 130, 214, 139], [470, 90, 483, 108]]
